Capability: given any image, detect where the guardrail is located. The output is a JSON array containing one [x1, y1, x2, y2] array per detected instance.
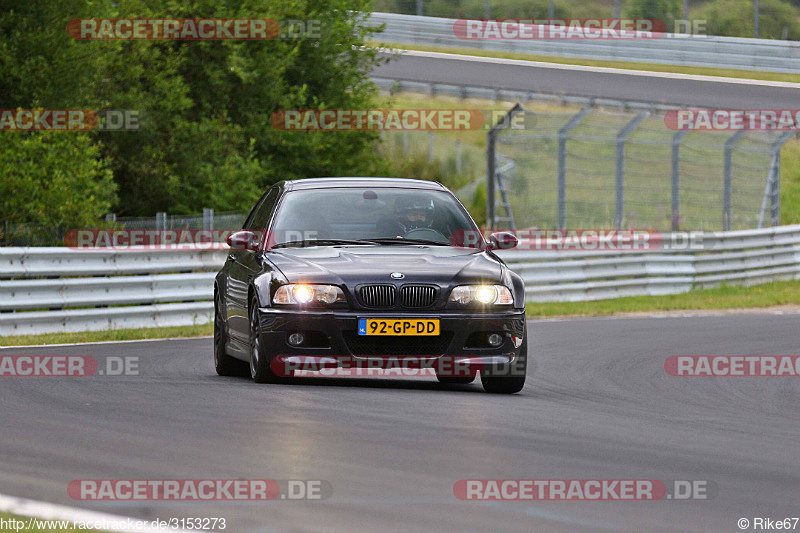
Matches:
[[1, 226, 799, 336], [0, 246, 226, 336], [496, 225, 800, 302], [369, 12, 800, 73]]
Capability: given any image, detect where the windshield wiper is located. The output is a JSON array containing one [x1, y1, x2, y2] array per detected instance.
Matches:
[[272, 239, 372, 249], [360, 238, 449, 246]]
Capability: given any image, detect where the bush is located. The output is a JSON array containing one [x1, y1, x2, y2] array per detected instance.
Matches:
[[694, 0, 800, 39], [0, 132, 116, 242], [624, 0, 682, 31]]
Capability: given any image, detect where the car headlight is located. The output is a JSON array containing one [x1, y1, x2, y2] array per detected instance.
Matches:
[[449, 285, 513, 305], [273, 284, 345, 305]]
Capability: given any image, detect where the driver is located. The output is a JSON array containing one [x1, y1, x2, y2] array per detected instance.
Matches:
[[377, 196, 436, 238]]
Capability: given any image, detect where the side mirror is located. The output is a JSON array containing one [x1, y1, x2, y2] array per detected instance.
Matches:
[[489, 231, 518, 250], [226, 230, 260, 251]]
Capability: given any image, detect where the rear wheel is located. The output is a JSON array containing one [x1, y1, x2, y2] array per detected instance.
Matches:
[[249, 294, 279, 383], [214, 291, 246, 376], [480, 337, 527, 394]]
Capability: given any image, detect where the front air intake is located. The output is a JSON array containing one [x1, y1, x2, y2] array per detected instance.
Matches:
[[359, 285, 397, 308], [400, 285, 437, 308]]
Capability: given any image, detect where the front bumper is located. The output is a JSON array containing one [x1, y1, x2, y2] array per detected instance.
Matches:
[[257, 307, 526, 376]]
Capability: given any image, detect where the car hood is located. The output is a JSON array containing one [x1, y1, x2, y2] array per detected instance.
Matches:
[[266, 246, 503, 286]]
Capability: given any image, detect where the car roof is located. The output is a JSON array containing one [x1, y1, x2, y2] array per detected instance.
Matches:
[[282, 177, 447, 191]]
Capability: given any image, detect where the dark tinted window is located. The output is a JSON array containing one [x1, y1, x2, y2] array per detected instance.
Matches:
[[244, 188, 279, 231], [271, 187, 478, 245]]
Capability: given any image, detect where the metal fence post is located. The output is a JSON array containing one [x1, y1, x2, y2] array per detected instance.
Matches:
[[156, 212, 167, 233], [759, 131, 796, 227], [615, 112, 647, 229], [486, 103, 524, 230], [487, 130, 496, 230], [771, 151, 781, 226], [203, 208, 214, 232], [723, 130, 745, 231], [671, 130, 689, 232], [558, 108, 591, 230]]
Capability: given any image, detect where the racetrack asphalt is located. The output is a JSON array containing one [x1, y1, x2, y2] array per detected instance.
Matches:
[[372, 50, 800, 108], [1, 314, 798, 532]]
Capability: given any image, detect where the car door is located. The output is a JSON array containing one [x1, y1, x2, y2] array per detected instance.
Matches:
[[225, 187, 280, 354]]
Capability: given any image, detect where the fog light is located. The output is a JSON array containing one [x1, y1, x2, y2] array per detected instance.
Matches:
[[288, 333, 305, 346], [487, 333, 503, 347]]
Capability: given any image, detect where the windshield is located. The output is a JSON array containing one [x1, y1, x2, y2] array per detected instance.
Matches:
[[270, 187, 479, 247]]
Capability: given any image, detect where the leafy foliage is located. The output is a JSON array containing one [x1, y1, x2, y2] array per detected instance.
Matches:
[[694, 0, 800, 39], [0, 133, 116, 234], [0, 0, 388, 223], [623, 0, 682, 30]]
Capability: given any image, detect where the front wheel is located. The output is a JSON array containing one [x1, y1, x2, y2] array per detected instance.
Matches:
[[480, 337, 527, 394], [214, 291, 247, 376], [249, 295, 279, 383]]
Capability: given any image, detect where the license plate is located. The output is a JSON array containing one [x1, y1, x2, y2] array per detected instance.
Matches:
[[358, 318, 440, 336]]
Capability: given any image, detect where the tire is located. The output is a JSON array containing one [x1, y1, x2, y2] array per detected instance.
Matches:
[[480, 337, 527, 394], [214, 290, 247, 377], [249, 294, 278, 383]]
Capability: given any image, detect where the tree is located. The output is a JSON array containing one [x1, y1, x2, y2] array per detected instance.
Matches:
[[94, 0, 389, 215], [0, 0, 390, 220], [624, 0, 682, 31], [0, 132, 116, 243]]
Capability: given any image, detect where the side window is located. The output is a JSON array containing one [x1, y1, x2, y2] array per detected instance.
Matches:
[[244, 188, 279, 231]]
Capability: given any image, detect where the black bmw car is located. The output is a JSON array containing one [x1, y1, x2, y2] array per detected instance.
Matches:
[[214, 177, 527, 394]]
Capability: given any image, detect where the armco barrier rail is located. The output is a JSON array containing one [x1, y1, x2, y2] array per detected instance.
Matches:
[[1, 226, 799, 335], [369, 12, 800, 74], [0, 246, 226, 336], [496, 225, 800, 302]]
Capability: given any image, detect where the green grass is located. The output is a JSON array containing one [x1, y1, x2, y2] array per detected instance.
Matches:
[[526, 279, 800, 317], [372, 42, 800, 84], [0, 323, 212, 347], [781, 140, 800, 226]]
